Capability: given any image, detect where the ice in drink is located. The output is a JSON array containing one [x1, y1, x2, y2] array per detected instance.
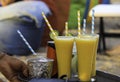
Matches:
[[75, 35, 96, 81], [54, 36, 74, 78]]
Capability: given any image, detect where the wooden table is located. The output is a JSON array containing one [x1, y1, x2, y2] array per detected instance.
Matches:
[[89, 4, 120, 52]]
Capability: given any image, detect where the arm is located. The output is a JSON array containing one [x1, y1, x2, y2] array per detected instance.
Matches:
[[0, 1, 51, 55], [0, 1, 51, 28]]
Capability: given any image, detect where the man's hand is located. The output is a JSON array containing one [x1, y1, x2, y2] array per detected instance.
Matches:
[[0, 53, 28, 82]]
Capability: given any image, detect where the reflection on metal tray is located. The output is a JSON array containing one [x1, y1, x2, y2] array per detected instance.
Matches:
[[96, 70, 120, 82]]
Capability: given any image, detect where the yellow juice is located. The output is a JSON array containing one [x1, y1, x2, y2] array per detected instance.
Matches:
[[91, 34, 99, 77], [75, 35, 96, 81], [54, 36, 74, 78]]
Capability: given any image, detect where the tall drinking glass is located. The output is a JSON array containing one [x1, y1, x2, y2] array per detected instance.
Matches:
[[75, 34, 96, 81], [54, 36, 74, 78], [91, 34, 99, 80]]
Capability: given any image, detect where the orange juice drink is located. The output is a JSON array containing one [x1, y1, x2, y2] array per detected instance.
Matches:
[[54, 36, 74, 78], [75, 35, 96, 81], [91, 34, 99, 77]]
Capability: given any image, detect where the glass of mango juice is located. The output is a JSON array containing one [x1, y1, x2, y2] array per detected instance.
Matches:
[[54, 36, 74, 78], [75, 34, 99, 81]]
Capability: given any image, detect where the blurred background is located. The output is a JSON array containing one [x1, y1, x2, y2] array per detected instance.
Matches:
[[0, 0, 120, 81]]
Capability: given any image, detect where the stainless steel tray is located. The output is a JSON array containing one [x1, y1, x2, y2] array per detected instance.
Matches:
[[19, 70, 120, 82]]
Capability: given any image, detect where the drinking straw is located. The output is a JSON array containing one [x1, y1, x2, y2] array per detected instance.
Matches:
[[91, 10, 95, 34], [42, 12, 56, 36], [83, 19, 86, 34], [65, 22, 68, 36], [17, 30, 37, 55], [77, 10, 81, 37]]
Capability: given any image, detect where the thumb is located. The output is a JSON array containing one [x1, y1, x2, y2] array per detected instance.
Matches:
[[20, 62, 29, 77]]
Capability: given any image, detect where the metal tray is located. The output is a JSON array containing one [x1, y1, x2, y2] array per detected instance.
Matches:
[[19, 70, 120, 82]]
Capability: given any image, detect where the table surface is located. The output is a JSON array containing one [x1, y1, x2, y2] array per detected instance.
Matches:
[[89, 4, 120, 17]]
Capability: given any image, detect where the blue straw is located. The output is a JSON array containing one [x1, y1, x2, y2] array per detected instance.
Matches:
[[17, 30, 37, 55], [91, 9, 95, 34]]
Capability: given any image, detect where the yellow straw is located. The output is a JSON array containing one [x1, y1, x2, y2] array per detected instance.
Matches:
[[65, 22, 68, 36], [42, 12, 56, 36], [77, 10, 81, 37]]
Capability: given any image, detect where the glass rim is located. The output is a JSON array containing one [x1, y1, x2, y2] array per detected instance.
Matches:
[[54, 36, 74, 39], [27, 57, 54, 63], [74, 35, 99, 40], [47, 41, 54, 43]]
